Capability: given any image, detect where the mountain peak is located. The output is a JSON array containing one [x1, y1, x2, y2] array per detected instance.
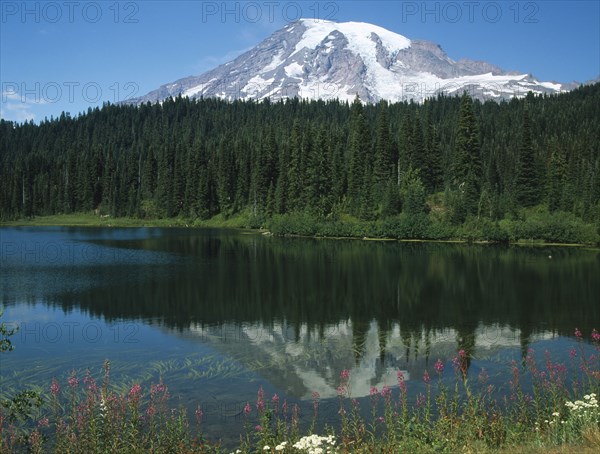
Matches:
[[291, 18, 411, 53], [127, 19, 570, 105]]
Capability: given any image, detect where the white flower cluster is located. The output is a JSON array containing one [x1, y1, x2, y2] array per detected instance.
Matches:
[[565, 393, 598, 413], [99, 395, 107, 419], [542, 411, 563, 426], [291, 434, 337, 454]]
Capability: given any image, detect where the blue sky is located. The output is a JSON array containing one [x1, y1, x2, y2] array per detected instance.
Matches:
[[1, 1, 599, 122]]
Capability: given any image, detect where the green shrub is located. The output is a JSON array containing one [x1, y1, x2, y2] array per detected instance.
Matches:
[[501, 211, 599, 244], [458, 217, 509, 243], [426, 220, 457, 240], [268, 212, 318, 236], [381, 213, 431, 239]]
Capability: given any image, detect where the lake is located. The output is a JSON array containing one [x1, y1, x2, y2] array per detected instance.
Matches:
[[1, 226, 599, 443]]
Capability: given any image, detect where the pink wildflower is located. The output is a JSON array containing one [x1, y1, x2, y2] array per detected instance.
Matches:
[[128, 383, 142, 401], [84, 370, 98, 393], [369, 386, 379, 396], [29, 430, 42, 447], [195, 406, 203, 425], [423, 370, 431, 384], [50, 378, 60, 396], [256, 386, 265, 413], [37, 417, 49, 428], [381, 385, 392, 402], [454, 350, 469, 377], [254, 425, 262, 432], [397, 371, 407, 394], [146, 405, 156, 417], [592, 329, 600, 342], [434, 359, 444, 375], [478, 368, 489, 384], [151, 382, 167, 397], [575, 327, 582, 339], [243, 402, 252, 416], [68, 370, 79, 388], [312, 391, 320, 415]]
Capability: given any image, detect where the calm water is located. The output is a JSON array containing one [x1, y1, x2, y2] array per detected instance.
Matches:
[[1, 227, 599, 442]]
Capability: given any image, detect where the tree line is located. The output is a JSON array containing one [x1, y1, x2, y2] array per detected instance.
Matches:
[[1, 84, 599, 239]]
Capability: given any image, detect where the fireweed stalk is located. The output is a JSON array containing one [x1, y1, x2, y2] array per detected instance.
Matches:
[[336, 369, 350, 444], [368, 386, 379, 445]]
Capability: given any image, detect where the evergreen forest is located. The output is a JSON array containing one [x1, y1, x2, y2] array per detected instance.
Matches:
[[1, 84, 599, 243]]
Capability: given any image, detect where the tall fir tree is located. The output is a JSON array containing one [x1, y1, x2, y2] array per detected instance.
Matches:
[[286, 120, 303, 211], [547, 140, 567, 213], [451, 92, 482, 221], [515, 105, 540, 207], [373, 100, 392, 200], [347, 95, 369, 215]]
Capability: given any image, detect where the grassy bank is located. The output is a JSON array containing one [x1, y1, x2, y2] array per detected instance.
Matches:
[[0, 213, 191, 228], [1, 331, 600, 453], [0, 212, 261, 230], [2, 208, 598, 247]]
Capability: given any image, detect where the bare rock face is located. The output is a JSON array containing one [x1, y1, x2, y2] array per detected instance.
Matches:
[[126, 19, 571, 105]]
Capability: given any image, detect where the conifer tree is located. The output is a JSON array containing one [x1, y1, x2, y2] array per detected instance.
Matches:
[[515, 105, 540, 207], [348, 95, 369, 215], [398, 114, 414, 184], [422, 114, 443, 193], [373, 100, 392, 199], [400, 167, 428, 216], [286, 120, 303, 211], [274, 143, 289, 214], [451, 93, 482, 220], [547, 141, 567, 213]]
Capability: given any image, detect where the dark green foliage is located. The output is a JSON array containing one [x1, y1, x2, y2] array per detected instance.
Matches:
[[382, 213, 431, 239], [515, 105, 540, 207], [0, 309, 17, 353], [381, 182, 401, 217], [451, 93, 483, 221], [500, 210, 599, 244], [547, 141, 568, 213], [373, 100, 393, 199], [1, 390, 43, 424], [0, 84, 599, 244], [286, 120, 303, 211], [347, 95, 370, 215], [400, 167, 428, 216]]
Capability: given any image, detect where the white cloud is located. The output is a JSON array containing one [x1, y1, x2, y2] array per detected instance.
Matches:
[[1, 91, 47, 122], [0, 102, 36, 122]]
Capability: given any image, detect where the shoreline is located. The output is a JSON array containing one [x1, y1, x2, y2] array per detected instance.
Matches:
[[1, 213, 597, 249]]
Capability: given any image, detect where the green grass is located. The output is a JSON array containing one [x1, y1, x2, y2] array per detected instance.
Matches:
[[0, 213, 190, 228], [0, 211, 266, 231], [2, 209, 598, 247]]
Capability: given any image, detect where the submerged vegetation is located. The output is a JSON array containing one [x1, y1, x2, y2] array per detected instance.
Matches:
[[2, 327, 600, 453], [1, 84, 599, 244]]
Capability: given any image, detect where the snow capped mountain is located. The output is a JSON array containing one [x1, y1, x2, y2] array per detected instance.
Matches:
[[127, 19, 572, 105]]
